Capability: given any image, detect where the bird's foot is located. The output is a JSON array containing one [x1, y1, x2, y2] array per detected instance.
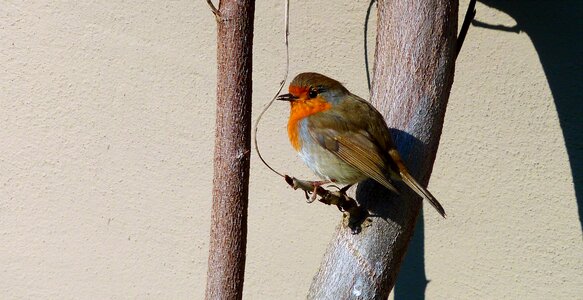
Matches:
[[306, 180, 331, 203], [283, 175, 368, 234]]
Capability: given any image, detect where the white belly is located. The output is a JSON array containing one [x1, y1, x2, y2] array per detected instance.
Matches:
[[298, 144, 367, 184]]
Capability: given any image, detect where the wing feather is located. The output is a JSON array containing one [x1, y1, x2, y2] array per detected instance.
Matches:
[[307, 126, 399, 194], [302, 93, 446, 217], [335, 134, 400, 194]]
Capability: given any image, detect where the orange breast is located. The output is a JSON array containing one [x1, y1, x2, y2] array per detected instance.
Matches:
[[287, 97, 332, 151]]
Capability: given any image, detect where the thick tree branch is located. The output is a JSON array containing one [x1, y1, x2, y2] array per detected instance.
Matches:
[[205, 1, 255, 299], [308, 0, 458, 298]]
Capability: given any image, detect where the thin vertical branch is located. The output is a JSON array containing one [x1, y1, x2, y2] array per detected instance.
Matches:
[[205, 1, 255, 299]]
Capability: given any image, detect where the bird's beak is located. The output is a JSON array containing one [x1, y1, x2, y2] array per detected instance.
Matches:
[[276, 93, 298, 102]]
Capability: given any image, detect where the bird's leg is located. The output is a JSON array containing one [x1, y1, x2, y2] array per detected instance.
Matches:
[[306, 180, 331, 203]]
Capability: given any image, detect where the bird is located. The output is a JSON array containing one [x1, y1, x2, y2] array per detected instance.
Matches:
[[277, 72, 446, 218]]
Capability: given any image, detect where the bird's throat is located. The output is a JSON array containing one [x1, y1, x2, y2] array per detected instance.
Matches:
[[287, 99, 331, 151]]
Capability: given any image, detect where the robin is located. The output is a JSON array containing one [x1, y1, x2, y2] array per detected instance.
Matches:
[[277, 72, 446, 218]]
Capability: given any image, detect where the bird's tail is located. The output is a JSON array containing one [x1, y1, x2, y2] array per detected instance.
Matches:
[[387, 149, 446, 218], [399, 170, 446, 218]]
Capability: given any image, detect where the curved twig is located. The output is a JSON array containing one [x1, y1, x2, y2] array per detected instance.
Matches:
[[253, 0, 290, 178], [364, 0, 376, 91]]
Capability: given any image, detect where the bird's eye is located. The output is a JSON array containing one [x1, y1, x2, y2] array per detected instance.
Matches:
[[308, 90, 318, 99]]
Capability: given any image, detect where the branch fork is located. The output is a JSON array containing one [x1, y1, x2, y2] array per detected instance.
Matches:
[[206, 0, 221, 21]]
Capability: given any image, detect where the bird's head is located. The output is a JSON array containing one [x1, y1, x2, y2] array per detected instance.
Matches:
[[277, 73, 349, 113]]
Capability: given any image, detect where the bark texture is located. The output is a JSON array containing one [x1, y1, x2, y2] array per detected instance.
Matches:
[[308, 0, 457, 298], [205, 1, 255, 299]]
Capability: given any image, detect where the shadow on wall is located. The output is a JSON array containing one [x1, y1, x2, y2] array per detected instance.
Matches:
[[473, 0, 583, 231], [393, 214, 427, 300], [370, 1, 583, 299]]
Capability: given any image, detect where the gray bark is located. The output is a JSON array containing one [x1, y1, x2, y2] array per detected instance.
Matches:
[[308, 0, 458, 298]]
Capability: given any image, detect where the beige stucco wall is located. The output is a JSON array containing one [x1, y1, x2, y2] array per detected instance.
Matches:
[[1, 0, 581, 299]]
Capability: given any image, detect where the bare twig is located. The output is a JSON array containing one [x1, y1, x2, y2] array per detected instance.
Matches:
[[284, 176, 368, 233], [456, 0, 476, 58], [253, 0, 290, 178], [206, 0, 220, 19], [364, 0, 376, 91]]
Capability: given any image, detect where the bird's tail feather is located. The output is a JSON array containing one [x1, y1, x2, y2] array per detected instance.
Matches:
[[400, 171, 447, 218]]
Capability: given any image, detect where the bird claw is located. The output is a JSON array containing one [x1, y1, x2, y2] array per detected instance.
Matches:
[[297, 180, 330, 204], [306, 185, 319, 203]]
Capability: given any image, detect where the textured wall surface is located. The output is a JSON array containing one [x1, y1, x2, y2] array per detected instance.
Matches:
[[1, 0, 581, 299]]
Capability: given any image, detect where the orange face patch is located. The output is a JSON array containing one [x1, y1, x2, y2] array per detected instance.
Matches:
[[286, 85, 332, 151], [289, 85, 308, 99]]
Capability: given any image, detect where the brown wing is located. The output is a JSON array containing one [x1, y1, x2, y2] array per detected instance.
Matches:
[[341, 93, 397, 152], [306, 122, 400, 194], [307, 93, 447, 217]]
